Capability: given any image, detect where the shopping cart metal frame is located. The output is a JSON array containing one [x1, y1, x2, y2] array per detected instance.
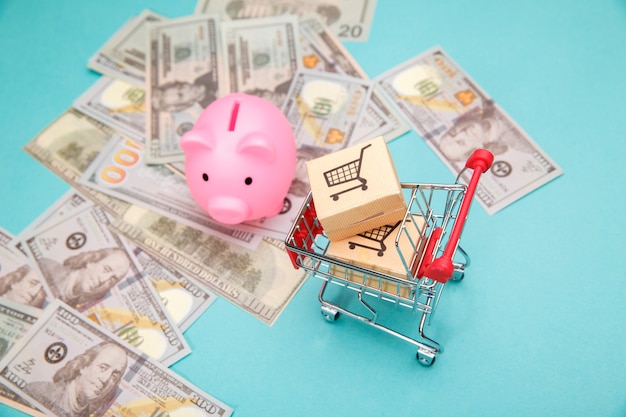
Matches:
[[285, 149, 493, 366]]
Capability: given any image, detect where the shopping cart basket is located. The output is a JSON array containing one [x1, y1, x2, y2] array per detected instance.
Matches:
[[324, 143, 371, 201], [285, 149, 493, 366]]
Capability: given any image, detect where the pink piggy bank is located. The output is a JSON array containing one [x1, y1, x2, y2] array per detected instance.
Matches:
[[180, 92, 297, 225]]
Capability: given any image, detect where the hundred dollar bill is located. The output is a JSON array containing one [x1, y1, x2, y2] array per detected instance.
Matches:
[[0, 236, 48, 309], [23, 108, 134, 219], [0, 301, 232, 417], [21, 202, 191, 366], [350, 88, 409, 143], [16, 191, 90, 250], [109, 205, 307, 325], [298, 14, 408, 142], [376, 46, 563, 214], [79, 135, 262, 248], [16, 189, 216, 333], [73, 76, 147, 144], [88, 9, 167, 85], [90, 52, 145, 86], [221, 15, 301, 107], [146, 14, 222, 164], [0, 297, 46, 417], [195, 0, 378, 42], [131, 245, 216, 332], [282, 69, 372, 150], [21, 109, 254, 246]]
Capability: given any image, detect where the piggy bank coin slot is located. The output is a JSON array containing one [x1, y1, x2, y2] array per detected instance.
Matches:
[[228, 100, 241, 132]]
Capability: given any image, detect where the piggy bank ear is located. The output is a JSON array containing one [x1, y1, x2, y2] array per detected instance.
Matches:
[[236, 134, 275, 163], [180, 130, 215, 153]]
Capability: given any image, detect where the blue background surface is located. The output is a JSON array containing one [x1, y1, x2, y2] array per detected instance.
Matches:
[[1, 1, 626, 416]]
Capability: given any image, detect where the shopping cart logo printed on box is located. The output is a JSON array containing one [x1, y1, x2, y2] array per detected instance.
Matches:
[[348, 220, 405, 257], [323, 143, 371, 201]]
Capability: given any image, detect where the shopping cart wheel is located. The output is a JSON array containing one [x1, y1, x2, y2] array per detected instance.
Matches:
[[321, 305, 339, 322], [416, 349, 436, 367]]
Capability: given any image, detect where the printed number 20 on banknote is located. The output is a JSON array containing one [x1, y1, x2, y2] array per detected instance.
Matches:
[[376, 46, 563, 214]]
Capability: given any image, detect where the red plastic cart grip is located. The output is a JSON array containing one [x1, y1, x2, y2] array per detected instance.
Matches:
[[422, 149, 493, 283], [416, 227, 443, 278]]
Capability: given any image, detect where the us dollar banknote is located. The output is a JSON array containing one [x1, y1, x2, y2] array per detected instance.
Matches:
[[131, 245, 216, 332], [16, 191, 90, 245], [298, 13, 409, 143], [146, 14, 222, 164], [221, 15, 301, 107], [21, 108, 254, 246], [74, 76, 147, 144], [376, 46, 563, 214], [22, 108, 134, 219], [0, 234, 48, 310], [16, 189, 217, 334], [21, 108, 255, 246], [88, 9, 167, 85], [282, 69, 372, 150], [79, 134, 262, 249], [20, 201, 191, 366], [195, 0, 378, 42], [0, 301, 232, 417], [109, 205, 307, 326], [0, 297, 46, 417]]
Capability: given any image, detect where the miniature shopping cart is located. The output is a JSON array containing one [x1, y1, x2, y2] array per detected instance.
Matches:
[[285, 149, 493, 366], [324, 143, 371, 201]]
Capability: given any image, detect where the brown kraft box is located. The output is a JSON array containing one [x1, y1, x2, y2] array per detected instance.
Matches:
[[305, 136, 406, 241]]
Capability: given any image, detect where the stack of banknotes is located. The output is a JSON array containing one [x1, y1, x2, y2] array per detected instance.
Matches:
[[1, 0, 561, 415]]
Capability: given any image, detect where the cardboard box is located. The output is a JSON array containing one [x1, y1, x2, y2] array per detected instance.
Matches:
[[326, 215, 425, 280], [329, 265, 413, 299], [306, 136, 405, 241]]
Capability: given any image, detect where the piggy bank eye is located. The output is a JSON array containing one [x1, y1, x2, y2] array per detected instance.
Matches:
[[202, 173, 209, 182], [245, 177, 253, 185]]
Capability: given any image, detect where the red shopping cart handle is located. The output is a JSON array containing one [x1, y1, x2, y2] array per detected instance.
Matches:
[[465, 148, 494, 174], [422, 148, 493, 283]]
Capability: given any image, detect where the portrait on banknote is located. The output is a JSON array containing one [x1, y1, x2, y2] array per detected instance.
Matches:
[[0, 265, 46, 308], [145, 15, 221, 163], [22, 341, 127, 417], [243, 77, 293, 108], [151, 71, 218, 113], [437, 100, 536, 162], [37, 247, 131, 310], [0, 303, 232, 416]]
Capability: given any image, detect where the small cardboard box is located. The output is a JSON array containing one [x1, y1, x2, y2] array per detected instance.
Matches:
[[326, 215, 425, 280], [329, 265, 413, 299], [306, 136, 405, 241]]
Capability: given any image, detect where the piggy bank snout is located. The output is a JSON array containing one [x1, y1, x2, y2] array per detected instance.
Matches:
[[207, 196, 251, 225]]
